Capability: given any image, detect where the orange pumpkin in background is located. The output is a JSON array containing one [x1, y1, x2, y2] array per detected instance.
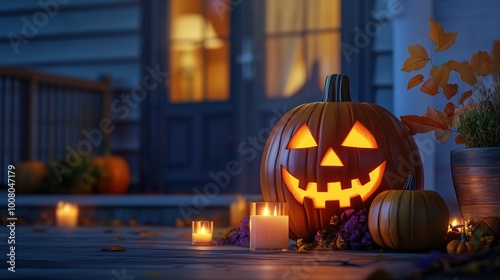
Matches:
[[260, 74, 424, 240], [91, 156, 130, 194], [15, 161, 47, 194]]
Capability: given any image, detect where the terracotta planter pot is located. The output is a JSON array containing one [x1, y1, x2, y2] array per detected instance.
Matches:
[[451, 148, 500, 220]]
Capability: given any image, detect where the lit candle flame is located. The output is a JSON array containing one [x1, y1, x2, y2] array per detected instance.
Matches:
[[263, 206, 269, 216], [200, 225, 206, 234], [451, 219, 457, 227]]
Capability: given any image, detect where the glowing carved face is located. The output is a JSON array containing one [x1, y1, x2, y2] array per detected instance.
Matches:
[[281, 121, 386, 209]]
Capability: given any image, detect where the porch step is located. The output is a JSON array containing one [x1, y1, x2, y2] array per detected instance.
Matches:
[[8, 193, 262, 228]]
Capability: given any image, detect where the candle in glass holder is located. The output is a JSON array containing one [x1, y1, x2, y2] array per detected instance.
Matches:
[[56, 201, 78, 227], [192, 221, 213, 245], [250, 202, 289, 251]]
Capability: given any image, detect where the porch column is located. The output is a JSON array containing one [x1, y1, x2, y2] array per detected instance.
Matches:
[[392, 0, 436, 189]]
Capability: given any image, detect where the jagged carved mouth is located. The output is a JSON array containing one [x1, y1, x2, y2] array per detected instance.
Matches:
[[281, 161, 386, 208]]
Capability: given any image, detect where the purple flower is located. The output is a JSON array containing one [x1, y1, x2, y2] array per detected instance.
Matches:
[[338, 208, 374, 250]]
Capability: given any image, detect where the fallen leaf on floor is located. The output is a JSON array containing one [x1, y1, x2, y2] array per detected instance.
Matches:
[[139, 230, 159, 237], [137, 239, 154, 242], [101, 245, 126, 251]]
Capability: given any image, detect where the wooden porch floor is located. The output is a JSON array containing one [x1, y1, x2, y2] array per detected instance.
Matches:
[[0, 226, 477, 280]]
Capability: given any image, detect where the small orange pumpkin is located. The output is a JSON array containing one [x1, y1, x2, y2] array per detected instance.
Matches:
[[91, 156, 130, 194], [472, 217, 500, 239], [15, 161, 47, 194], [447, 233, 474, 255]]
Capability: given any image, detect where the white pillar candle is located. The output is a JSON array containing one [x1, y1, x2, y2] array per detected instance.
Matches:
[[192, 221, 213, 245], [250, 202, 289, 251], [56, 201, 78, 227]]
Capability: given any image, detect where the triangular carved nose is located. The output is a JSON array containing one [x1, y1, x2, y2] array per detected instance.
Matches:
[[320, 147, 344, 166]]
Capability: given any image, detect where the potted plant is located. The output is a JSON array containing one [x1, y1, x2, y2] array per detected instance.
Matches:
[[400, 19, 500, 220]]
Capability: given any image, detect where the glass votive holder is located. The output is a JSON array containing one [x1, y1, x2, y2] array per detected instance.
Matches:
[[56, 201, 79, 228], [192, 221, 213, 245], [250, 202, 289, 251]]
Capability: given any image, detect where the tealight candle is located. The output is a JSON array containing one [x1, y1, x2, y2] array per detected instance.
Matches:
[[249, 202, 289, 251], [56, 201, 78, 227], [192, 221, 213, 245], [450, 217, 463, 232]]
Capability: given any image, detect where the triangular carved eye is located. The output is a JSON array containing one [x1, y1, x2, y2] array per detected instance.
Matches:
[[287, 123, 317, 149], [341, 121, 378, 149]]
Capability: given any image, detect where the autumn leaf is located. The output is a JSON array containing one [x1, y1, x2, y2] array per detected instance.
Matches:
[[101, 245, 126, 251], [442, 83, 458, 100], [470, 50, 493, 76], [435, 129, 452, 143], [444, 102, 455, 119], [426, 107, 448, 128], [401, 44, 429, 72], [459, 61, 477, 86], [430, 63, 452, 86], [455, 134, 465, 144], [428, 19, 441, 46], [401, 115, 448, 135], [458, 90, 473, 105], [407, 74, 424, 89], [420, 76, 439, 95], [443, 102, 456, 127], [428, 19, 457, 51], [448, 59, 461, 71]]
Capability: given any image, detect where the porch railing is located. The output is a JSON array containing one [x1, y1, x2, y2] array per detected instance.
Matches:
[[0, 66, 111, 186]]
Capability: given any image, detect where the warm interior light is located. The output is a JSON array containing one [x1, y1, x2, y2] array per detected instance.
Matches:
[[273, 205, 277, 216], [171, 14, 223, 51], [287, 123, 318, 149], [341, 121, 378, 149], [451, 219, 457, 227], [320, 147, 344, 166], [200, 225, 206, 234]]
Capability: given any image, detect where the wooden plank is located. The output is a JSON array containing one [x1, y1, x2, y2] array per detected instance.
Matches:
[[0, 226, 426, 280], [0, 35, 140, 65], [0, 6, 140, 38], [0, 0, 139, 14]]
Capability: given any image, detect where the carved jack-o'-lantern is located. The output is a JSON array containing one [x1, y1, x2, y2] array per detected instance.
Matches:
[[261, 74, 424, 240]]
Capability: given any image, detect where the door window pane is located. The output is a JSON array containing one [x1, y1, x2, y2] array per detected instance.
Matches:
[[169, 0, 230, 103], [265, 0, 341, 98]]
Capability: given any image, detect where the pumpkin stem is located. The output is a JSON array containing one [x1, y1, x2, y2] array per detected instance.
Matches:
[[460, 233, 468, 243], [402, 175, 416, 191], [322, 74, 351, 102]]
